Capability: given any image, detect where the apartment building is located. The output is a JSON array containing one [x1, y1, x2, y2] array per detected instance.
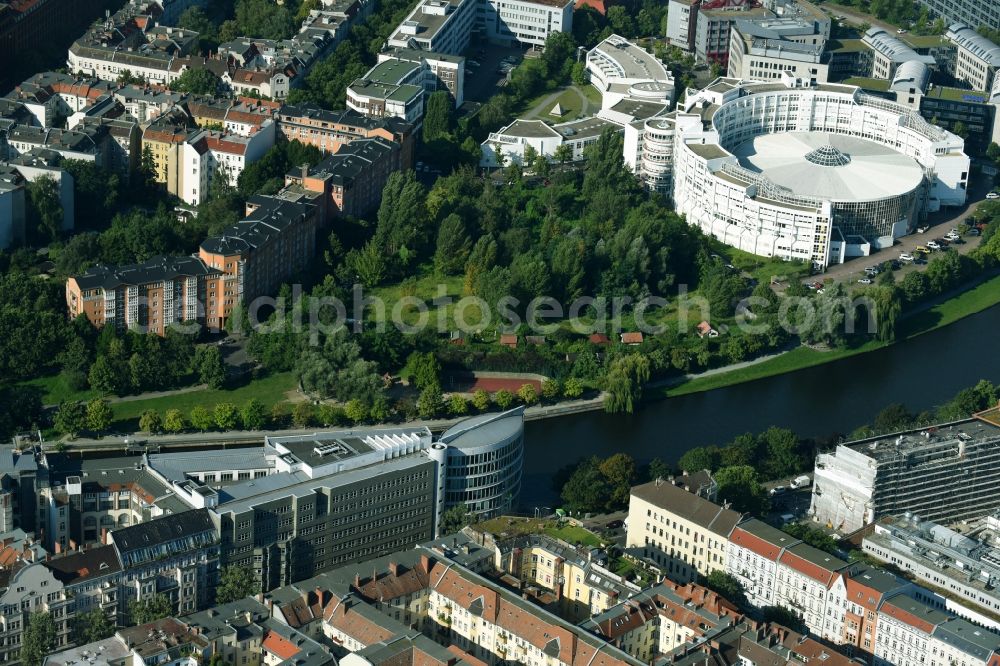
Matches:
[[179, 122, 276, 205], [0, 167, 25, 250], [725, 518, 799, 608], [665, 0, 700, 51], [0, 0, 92, 88], [810, 417, 1000, 534], [0, 560, 74, 664], [946, 24, 1000, 92], [625, 475, 741, 582], [479, 0, 574, 48], [492, 534, 641, 621], [65, 255, 224, 335], [142, 113, 191, 195], [284, 137, 402, 221], [347, 59, 426, 124], [75, 116, 143, 180], [276, 102, 416, 168], [581, 579, 741, 660], [198, 195, 318, 316], [114, 84, 186, 124], [6, 149, 76, 232], [5, 124, 110, 168], [185, 96, 282, 136], [4, 71, 117, 127], [387, 0, 478, 55]]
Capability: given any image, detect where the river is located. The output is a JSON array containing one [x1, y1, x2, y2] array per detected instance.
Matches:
[[520, 303, 1000, 509]]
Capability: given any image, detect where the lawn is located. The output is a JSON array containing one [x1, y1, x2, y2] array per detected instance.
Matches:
[[475, 516, 603, 547], [23, 374, 97, 406], [537, 89, 585, 123], [661, 272, 1000, 398], [369, 274, 473, 330], [110, 371, 297, 427]]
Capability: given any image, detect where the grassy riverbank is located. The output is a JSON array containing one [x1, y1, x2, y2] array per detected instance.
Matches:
[[661, 272, 1000, 398]]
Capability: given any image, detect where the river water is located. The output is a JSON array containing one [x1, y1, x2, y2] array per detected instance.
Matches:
[[520, 303, 1000, 509]]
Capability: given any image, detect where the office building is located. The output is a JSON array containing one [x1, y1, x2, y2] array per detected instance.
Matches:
[[727, 18, 830, 83], [946, 24, 1000, 92], [387, 0, 478, 55], [347, 59, 426, 124], [651, 76, 967, 270], [916, 0, 999, 33], [586, 34, 675, 110], [479, 0, 574, 48], [863, 515, 1000, 623], [810, 417, 1000, 534], [862, 27, 936, 90], [625, 474, 742, 582], [379, 48, 466, 105]]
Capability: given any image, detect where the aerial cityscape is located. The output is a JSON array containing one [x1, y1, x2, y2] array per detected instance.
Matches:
[[2, 0, 1000, 664]]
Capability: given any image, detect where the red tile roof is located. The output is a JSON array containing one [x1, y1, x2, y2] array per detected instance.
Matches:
[[620, 332, 643, 344], [263, 631, 300, 660], [777, 548, 842, 586], [729, 526, 783, 561]]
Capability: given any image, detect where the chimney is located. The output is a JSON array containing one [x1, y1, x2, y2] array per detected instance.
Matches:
[[314, 587, 323, 603], [54, 541, 62, 554], [353, 573, 361, 588], [300, 163, 308, 180], [420, 553, 432, 573], [101, 527, 108, 545], [389, 562, 401, 577]]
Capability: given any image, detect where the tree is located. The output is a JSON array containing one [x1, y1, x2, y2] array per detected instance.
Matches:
[[715, 465, 768, 515], [170, 67, 220, 94], [89, 355, 124, 395], [408, 352, 442, 390], [705, 571, 748, 608], [129, 594, 173, 625], [139, 409, 162, 433], [423, 91, 452, 142], [190, 405, 215, 431], [761, 606, 806, 632], [679, 446, 720, 475], [516, 384, 537, 406], [759, 427, 802, 480], [604, 355, 650, 414], [441, 504, 473, 534], [86, 398, 113, 433], [241, 398, 267, 430], [21, 612, 56, 666], [73, 608, 115, 645], [563, 377, 584, 398], [599, 453, 637, 507], [494, 389, 515, 409], [873, 403, 913, 433], [344, 399, 368, 424], [952, 120, 969, 139], [292, 402, 315, 427], [448, 394, 469, 416], [214, 402, 239, 430], [164, 409, 186, 433], [417, 385, 444, 419], [26, 176, 63, 243], [216, 564, 257, 603], [607, 6, 635, 36], [472, 389, 490, 411], [553, 143, 573, 165], [647, 458, 672, 481], [541, 379, 561, 401], [196, 346, 227, 389], [434, 214, 472, 275], [54, 401, 87, 438], [560, 458, 612, 513]]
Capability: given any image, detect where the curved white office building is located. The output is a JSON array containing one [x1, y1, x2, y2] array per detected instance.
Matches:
[[439, 407, 524, 518], [633, 76, 969, 269]]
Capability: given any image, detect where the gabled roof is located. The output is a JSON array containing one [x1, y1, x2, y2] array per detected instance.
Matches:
[[110, 508, 215, 555], [630, 480, 742, 537]]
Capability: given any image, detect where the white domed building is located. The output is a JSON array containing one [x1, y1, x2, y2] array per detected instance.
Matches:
[[625, 75, 970, 270]]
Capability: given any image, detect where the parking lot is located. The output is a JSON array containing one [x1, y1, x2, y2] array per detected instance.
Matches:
[[463, 43, 526, 104]]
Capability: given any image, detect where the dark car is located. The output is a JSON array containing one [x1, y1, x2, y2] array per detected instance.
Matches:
[[606, 519, 624, 529]]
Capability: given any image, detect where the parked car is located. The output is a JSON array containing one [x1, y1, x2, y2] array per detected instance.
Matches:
[[899, 252, 915, 262], [987, 192, 999, 199], [945, 232, 961, 242], [605, 519, 624, 529], [969, 227, 981, 236], [917, 225, 929, 233], [914, 245, 930, 254], [926, 240, 941, 250], [858, 277, 873, 284], [769, 486, 788, 496]]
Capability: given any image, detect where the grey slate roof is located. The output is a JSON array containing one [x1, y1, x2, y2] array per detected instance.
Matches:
[[111, 508, 215, 555], [71, 255, 219, 291], [631, 479, 743, 537]]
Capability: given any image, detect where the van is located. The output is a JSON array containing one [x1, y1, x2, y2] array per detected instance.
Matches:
[[790, 475, 811, 489]]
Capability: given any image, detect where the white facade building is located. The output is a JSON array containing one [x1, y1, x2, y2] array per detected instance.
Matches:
[[178, 122, 275, 205], [479, 0, 574, 47], [636, 76, 968, 270], [946, 23, 1000, 92]]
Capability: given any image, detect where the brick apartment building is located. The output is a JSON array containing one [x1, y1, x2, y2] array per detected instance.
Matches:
[[66, 196, 319, 334], [277, 101, 415, 169], [283, 137, 401, 221]]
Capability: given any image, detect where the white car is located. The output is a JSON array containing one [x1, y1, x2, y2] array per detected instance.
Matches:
[[987, 192, 999, 199], [917, 225, 929, 233], [945, 232, 960, 242], [927, 240, 941, 250], [899, 252, 915, 262], [858, 277, 873, 284]]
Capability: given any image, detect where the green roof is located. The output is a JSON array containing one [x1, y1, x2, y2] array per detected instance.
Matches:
[[901, 34, 950, 49], [842, 76, 891, 92], [828, 38, 867, 53], [924, 85, 990, 102]]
